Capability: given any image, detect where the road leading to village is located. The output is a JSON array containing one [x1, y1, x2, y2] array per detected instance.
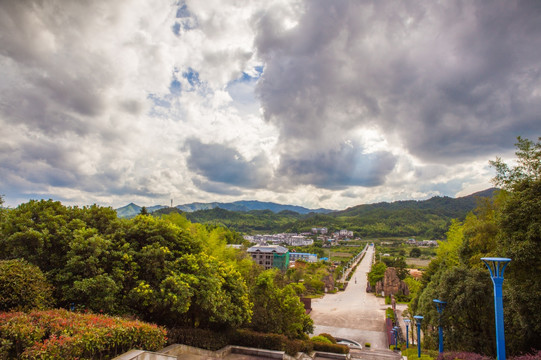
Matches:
[[310, 244, 388, 349]]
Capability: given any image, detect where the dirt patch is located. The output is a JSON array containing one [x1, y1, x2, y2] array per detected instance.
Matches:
[[405, 258, 431, 268]]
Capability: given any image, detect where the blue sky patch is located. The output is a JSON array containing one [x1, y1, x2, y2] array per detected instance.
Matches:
[[183, 68, 200, 88]]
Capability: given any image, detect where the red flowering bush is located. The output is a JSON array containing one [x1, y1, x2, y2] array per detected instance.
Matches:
[[510, 350, 541, 360], [0, 309, 166, 359], [437, 352, 492, 360]]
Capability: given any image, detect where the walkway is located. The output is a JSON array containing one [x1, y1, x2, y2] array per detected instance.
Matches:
[[310, 245, 390, 350]]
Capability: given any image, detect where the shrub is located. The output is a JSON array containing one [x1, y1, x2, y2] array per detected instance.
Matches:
[[311, 336, 333, 344], [166, 327, 231, 351], [386, 307, 396, 321], [285, 338, 312, 356], [365, 343, 371, 348], [318, 333, 337, 344], [437, 352, 493, 360], [510, 350, 541, 360], [0, 259, 53, 312], [231, 329, 316, 356], [231, 329, 287, 352], [402, 348, 438, 360], [0, 309, 166, 359], [312, 341, 349, 354]]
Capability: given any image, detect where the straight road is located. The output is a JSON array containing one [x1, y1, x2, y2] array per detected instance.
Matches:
[[310, 245, 389, 349]]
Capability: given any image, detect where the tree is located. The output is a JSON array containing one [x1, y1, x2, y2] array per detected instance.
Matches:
[[0, 259, 53, 311], [490, 137, 541, 353], [128, 252, 252, 329], [55, 228, 120, 313], [409, 247, 421, 258], [0, 199, 78, 273], [411, 137, 541, 356], [490, 136, 541, 190], [367, 262, 386, 287], [249, 269, 313, 339], [415, 266, 495, 355]]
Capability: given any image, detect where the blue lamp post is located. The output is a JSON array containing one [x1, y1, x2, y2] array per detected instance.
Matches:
[[404, 319, 411, 348], [393, 326, 399, 350], [433, 299, 446, 354], [481, 257, 511, 360], [414, 315, 423, 358]]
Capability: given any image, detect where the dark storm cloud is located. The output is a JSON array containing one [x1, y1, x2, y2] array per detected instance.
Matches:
[[255, 0, 541, 166], [278, 142, 397, 189], [185, 138, 272, 190], [192, 179, 244, 196]]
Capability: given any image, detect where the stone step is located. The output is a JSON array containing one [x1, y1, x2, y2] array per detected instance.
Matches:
[[350, 348, 402, 360]]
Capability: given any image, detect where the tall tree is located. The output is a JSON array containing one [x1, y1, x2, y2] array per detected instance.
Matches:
[[249, 269, 313, 339], [491, 136, 541, 352]]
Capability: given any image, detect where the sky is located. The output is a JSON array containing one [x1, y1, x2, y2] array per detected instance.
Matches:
[[1, 0, 540, 210]]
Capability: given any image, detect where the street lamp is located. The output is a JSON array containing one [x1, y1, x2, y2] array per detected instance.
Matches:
[[433, 299, 446, 354], [393, 326, 399, 350], [414, 315, 423, 358], [404, 319, 411, 348], [481, 257, 511, 360]]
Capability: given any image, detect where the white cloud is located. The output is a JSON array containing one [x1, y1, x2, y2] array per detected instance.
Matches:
[[0, 0, 539, 210]]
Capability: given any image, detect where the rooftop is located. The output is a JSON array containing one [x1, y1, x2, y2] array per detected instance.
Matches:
[[247, 245, 289, 254]]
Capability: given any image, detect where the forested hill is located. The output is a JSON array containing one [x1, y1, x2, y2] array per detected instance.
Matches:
[[117, 200, 332, 218], [151, 188, 499, 239], [332, 188, 498, 218]]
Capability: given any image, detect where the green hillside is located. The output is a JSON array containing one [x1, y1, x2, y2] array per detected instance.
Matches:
[[156, 189, 498, 238]]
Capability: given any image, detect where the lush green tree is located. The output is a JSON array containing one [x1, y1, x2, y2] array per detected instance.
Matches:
[[128, 252, 252, 329], [121, 215, 201, 256], [409, 247, 421, 258], [55, 228, 121, 312], [410, 216, 495, 355], [249, 269, 313, 339], [410, 138, 541, 356], [0, 199, 80, 273], [491, 136, 541, 352], [367, 262, 387, 287], [415, 266, 495, 355], [0, 259, 53, 311], [74, 204, 118, 234], [381, 256, 409, 280]]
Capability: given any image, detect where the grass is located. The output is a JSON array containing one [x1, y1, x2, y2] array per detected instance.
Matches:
[[405, 258, 431, 268]]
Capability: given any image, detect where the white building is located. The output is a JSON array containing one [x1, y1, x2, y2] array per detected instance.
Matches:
[[311, 227, 328, 234], [289, 252, 318, 263]]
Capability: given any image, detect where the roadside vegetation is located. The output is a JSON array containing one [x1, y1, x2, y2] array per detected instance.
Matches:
[[402, 137, 541, 358]]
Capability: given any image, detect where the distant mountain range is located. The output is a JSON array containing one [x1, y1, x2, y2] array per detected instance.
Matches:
[[116, 200, 333, 219], [115, 188, 498, 221], [115, 188, 499, 238]]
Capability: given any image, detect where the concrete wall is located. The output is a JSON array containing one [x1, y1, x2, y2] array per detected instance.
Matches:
[[113, 349, 176, 360]]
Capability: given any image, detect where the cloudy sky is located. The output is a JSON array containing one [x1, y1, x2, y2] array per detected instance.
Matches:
[[1, 0, 540, 210]]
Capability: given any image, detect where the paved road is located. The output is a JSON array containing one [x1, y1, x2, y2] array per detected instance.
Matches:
[[310, 245, 389, 349]]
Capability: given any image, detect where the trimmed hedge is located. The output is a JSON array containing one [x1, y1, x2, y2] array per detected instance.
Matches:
[[0, 309, 166, 359], [312, 341, 349, 354], [318, 333, 337, 344], [165, 327, 347, 357], [231, 329, 344, 356], [231, 329, 286, 352], [167, 327, 231, 351], [311, 336, 333, 344], [286, 339, 313, 356]]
